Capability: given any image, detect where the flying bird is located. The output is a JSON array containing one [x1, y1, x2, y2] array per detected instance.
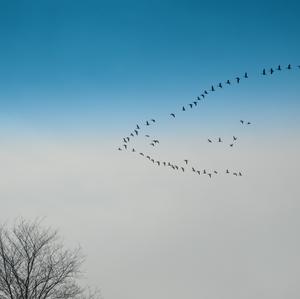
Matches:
[[287, 64, 292, 70], [226, 79, 231, 85], [170, 113, 176, 118], [118, 147, 122, 151], [208, 139, 212, 143], [193, 101, 197, 106], [270, 68, 274, 74], [233, 172, 238, 176], [239, 172, 242, 176], [145, 134, 150, 137], [181, 167, 185, 172], [184, 159, 188, 165], [132, 148, 135, 152], [204, 90, 208, 95], [189, 103, 193, 108], [236, 77, 241, 83], [218, 137, 222, 142], [139, 153, 144, 156], [197, 96, 201, 101], [201, 94, 205, 98], [146, 121, 150, 126], [150, 143, 155, 146], [218, 83, 223, 88], [247, 122, 251, 125], [182, 106, 186, 111], [233, 136, 237, 141], [151, 119, 156, 123], [277, 65, 282, 71], [130, 133, 134, 137], [230, 143, 234, 147], [211, 85, 215, 92], [123, 138, 127, 143], [123, 144, 127, 150], [244, 72, 248, 78], [240, 120, 244, 124], [134, 130, 138, 135], [262, 69, 266, 75], [208, 173, 212, 178], [226, 169, 230, 174], [214, 170, 218, 174], [136, 124, 140, 129], [153, 140, 159, 143]]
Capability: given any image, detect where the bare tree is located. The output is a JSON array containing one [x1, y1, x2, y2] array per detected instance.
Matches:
[[0, 219, 101, 299]]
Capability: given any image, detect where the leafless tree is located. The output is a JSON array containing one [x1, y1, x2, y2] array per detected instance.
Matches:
[[0, 219, 101, 299]]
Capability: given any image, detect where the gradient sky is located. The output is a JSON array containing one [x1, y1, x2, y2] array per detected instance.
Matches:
[[0, 1, 300, 299]]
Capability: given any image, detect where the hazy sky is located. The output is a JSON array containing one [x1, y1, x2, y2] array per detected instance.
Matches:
[[0, 1, 300, 299]]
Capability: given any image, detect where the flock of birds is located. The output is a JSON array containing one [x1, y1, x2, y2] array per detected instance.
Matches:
[[117, 64, 299, 178]]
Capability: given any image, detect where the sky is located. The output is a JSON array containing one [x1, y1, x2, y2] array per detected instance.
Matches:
[[0, 1, 300, 299]]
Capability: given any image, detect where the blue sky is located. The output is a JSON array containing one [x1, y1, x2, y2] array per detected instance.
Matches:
[[1, 2, 300, 299], [0, 0, 299, 136]]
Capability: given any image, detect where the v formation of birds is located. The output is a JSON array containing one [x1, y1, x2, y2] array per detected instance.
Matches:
[[118, 64, 299, 178]]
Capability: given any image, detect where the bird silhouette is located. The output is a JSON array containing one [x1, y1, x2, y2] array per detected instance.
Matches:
[[197, 170, 201, 175], [236, 77, 241, 83], [126, 137, 130, 142], [277, 65, 282, 71], [233, 136, 237, 141], [240, 120, 244, 124], [244, 72, 248, 78], [218, 137, 222, 142], [150, 143, 155, 146], [184, 159, 188, 165], [136, 124, 140, 130], [153, 140, 159, 144], [189, 103, 193, 108], [132, 148, 135, 152], [226, 169, 230, 174], [233, 172, 238, 176], [145, 134, 150, 137], [140, 153, 144, 156], [247, 122, 251, 125], [163, 162, 166, 166], [211, 85, 215, 91], [270, 68, 274, 74], [151, 119, 156, 123], [262, 69, 266, 75], [170, 113, 176, 118], [287, 64, 292, 70], [146, 156, 150, 159], [201, 94, 205, 98], [204, 90, 208, 95], [218, 83, 223, 88], [118, 147, 122, 151], [134, 130, 138, 135], [181, 167, 185, 172], [156, 161, 160, 166], [123, 144, 127, 150], [192, 167, 196, 172], [214, 170, 218, 174], [208, 173, 212, 178], [123, 138, 127, 143], [203, 169, 206, 174], [193, 101, 197, 106], [239, 172, 242, 176], [208, 139, 212, 143], [197, 96, 201, 101], [130, 133, 134, 137], [230, 143, 234, 147], [182, 106, 186, 111], [226, 79, 231, 85], [146, 121, 150, 126]]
